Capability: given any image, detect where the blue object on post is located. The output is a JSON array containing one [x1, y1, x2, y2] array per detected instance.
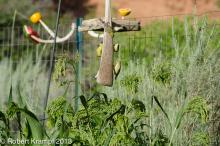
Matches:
[[75, 18, 83, 112]]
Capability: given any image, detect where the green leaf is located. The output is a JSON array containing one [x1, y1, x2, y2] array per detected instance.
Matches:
[[19, 108, 44, 140], [7, 102, 19, 118], [103, 129, 115, 146], [0, 111, 7, 125], [17, 83, 24, 107], [131, 99, 146, 112], [89, 92, 109, 104], [153, 96, 172, 129], [80, 95, 88, 109], [8, 85, 13, 105], [175, 108, 185, 129], [16, 112, 22, 139], [24, 121, 32, 139], [106, 105, 126, 122]]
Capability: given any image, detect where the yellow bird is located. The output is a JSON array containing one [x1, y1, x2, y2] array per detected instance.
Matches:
[[114, 61, 121, 79], [118, 8, 132, 19], [96, 43, 103, 57], [114, 43, 119, 52]]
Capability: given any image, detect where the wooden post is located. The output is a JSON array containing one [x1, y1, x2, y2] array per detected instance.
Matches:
[[96, 0, 113, 86], [74, 18, 83, 111]]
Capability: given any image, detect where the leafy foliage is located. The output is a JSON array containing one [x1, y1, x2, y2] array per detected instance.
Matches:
[[152, 62, 172, 84], [46, 93, 152, 145], [1, 102, 45, 142], [191, 132, 209, 146], [47, 96, 74, 127], [120, 73, 142, 94], [53, 54, 79, 86]]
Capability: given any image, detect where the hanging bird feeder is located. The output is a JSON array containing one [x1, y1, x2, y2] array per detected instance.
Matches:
[[23, 0, 140, 86]]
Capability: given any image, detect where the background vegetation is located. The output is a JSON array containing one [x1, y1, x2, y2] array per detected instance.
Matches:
[[0, 0, 219, 146]]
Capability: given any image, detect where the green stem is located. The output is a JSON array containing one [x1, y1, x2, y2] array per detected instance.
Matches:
[[10, 10, 17, 86], [169, 127, 177, 146]]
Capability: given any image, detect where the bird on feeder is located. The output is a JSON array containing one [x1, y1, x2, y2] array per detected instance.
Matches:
[[114, 61, 121, 80], [118, 8, 131, 19], [22, 0, 140, 87]]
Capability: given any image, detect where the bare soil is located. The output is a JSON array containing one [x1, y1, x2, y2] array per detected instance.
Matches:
[[88, 0, 219, 20]]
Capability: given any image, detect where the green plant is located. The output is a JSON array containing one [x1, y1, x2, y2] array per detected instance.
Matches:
[[191, 131, 209, 146], [120, 73, 142, 94], [53, 53, 79, 86], [46, 93, 151, 145], [0, 87, 45, 145], [169, 96, 209, 145], [103, 16, 220, 145], [152, 62, 172, 84]]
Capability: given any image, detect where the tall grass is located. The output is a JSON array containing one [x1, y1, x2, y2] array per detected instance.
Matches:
[[0, 54, 74, 115], [0, 15, 220, 145], [102, 16, 220, 145]]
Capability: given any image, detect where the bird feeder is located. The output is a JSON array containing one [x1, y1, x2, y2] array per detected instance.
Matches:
[[23, 0, 140, 86]]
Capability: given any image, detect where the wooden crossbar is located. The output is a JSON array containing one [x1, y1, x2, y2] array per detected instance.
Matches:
[[79, 18, 140, 32]]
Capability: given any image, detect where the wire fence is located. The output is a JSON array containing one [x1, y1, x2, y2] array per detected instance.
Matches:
[[1, 13, 220, 95], [0, 12, 219, 97], [0, 10, 220, 145]]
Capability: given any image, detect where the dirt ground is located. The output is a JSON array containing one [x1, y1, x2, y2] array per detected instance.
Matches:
[[89, 0, 219, 19]]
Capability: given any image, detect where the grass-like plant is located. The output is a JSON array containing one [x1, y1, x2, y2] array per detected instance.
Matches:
[[103, 16, 220, 145]]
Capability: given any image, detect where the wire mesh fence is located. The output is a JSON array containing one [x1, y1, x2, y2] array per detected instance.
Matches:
[[0, 11, 220, 145]]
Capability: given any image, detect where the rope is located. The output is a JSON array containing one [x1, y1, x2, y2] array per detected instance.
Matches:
[[43, 0, 62, 126]]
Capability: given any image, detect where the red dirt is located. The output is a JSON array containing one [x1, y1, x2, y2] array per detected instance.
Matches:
[[88, 0, 219, 20]]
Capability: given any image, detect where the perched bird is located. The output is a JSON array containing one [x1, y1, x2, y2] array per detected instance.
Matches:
[[114, 43, 119, 52], [114, 61, 121, 80], [118, 8, 132, 19], [96, 43, 103, 57]]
